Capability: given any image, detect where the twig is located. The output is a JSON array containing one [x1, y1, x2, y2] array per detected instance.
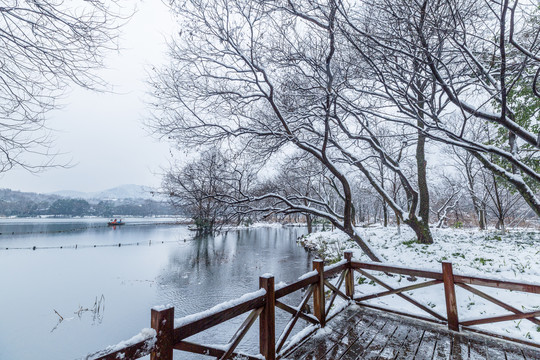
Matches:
[[54, 309, 64, 321]]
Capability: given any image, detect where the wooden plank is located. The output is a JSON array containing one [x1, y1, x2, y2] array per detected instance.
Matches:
[[275, 275, 318, 299], [413, 330, 439, 360], [313, 260, 326, 327], [432, 332, 451, 360], [279, 306, 365, 359], [221, 307, 262, 360], [276, 285, 315, 353], [352, 261, 443, 280], [324, 271, 347, 318], [503, 346, 526, 360], [174, 340, 261, 360], [460, 310, 540, 327], [468, 337, 488, 360], [151, 307, 174, 360], [453, 275, 540, 294], [354, 280, 442, 302], [359, 303, 445, 325], [442, 262, 459, 332], [457, 283, 540, 326], [282, 325, 345, 360], [375, 324, 412, 360], [449, 333, 469, 360], [338, 318, 388, 360], [344, 252, 354, 298], [337, 311, 378, 346], [462, 326, 540, 350], [326, 307, 369, 336], [323, 262, 348, 278], [356, 268, 447, 321], [393, 326, 424, 359], [521, 346, 540, 360], [260, 275, 276, 360], [359, 323, 399, 359], [88, 339, 153, 360], [485, 342, 506, 360], [173, 295, 265, 341], [342, 313, 377, 340], [275, 299, 319, 325]]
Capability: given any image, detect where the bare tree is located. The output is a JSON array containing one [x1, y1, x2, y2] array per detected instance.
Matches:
[[268, 153, 332, 233], [163, 149, 251, 233], [150, 0, 390, 260], [0, 1, 124, 172], [336, 0, 540, 222]]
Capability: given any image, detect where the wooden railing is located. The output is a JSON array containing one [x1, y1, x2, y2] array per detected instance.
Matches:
[[350, 257, 540, 347], [86, 251, 540, 360]]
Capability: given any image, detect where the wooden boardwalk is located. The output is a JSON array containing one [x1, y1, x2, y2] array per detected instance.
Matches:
[[89, 256, 540, 360], [283, 306, 540, 360]]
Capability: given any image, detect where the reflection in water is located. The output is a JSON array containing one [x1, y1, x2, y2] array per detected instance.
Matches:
[[156, 227, 314, 357], [0, 222, 312, 360]]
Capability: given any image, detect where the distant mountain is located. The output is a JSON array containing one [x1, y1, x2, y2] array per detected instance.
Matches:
[[0, 189, 59, 217], [0, 186, 176, 217], [51, 184, 156, 200], [0, 188, 59, 203]]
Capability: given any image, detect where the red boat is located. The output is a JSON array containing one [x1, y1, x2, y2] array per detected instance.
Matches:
[[107, 220, 125, 226]]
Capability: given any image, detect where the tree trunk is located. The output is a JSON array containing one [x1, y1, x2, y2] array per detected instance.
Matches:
[[306, 214, 313, 234], [416, 122, 431, 236], [496, 217, 505, 232], [383, 200, 388, 227], [405, 217, 433, 244], [478, 209, 486, 230]]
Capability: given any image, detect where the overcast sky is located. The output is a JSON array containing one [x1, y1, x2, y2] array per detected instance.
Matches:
[[0, 1, 177, 194]]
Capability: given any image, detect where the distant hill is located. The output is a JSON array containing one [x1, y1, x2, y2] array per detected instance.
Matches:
[[0, 189, 60, 217], [50, 184, 156, 200], [0, 186, 176, 217]]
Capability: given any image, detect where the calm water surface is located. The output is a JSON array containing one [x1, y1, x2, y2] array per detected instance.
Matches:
[[0, 219, 312, 359]]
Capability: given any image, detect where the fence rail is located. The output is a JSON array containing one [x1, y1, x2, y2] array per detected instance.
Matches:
[[87, 251, 540, 360]]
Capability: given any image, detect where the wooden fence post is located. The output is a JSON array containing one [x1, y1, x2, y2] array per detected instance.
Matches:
[[259, 275, 276, 360], [313, 259, 326, 327], [151, 307, 174, 360], [344, 251, 354, 299], [442, 262, 459, 331]]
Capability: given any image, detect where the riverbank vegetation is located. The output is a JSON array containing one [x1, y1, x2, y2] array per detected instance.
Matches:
[[0, 189, 174, 218]]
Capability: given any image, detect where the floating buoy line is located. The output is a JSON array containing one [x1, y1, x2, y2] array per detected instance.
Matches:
[[1, 238, 190, 251], [0, 221, 192, 251]]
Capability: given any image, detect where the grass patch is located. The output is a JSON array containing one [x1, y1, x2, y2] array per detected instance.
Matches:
[[402, 239, 418, 247]]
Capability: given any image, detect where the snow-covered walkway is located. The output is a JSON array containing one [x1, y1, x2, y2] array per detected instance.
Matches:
[[282, 305, 540, 359]]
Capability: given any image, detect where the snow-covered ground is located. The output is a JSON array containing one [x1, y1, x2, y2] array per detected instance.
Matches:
[[220, 222, 286, 231], [298, 225, 540, 344]]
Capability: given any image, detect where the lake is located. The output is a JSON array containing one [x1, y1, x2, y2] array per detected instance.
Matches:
[[0, 218, 312, 359]]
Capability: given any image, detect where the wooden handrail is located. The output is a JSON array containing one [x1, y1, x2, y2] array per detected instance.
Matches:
[[351, 261, 443, 280], [350, 258, 540, 348], [351, 260, 540, 294], [88, 253, 540, 359], [454, 274, 540, 293], [87, 338, 155, 360], [275, 274, 318, 298], [173, 293, 265, 341]]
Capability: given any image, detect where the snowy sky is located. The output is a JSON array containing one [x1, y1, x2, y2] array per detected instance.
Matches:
[[0, 1, 178, 194]]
